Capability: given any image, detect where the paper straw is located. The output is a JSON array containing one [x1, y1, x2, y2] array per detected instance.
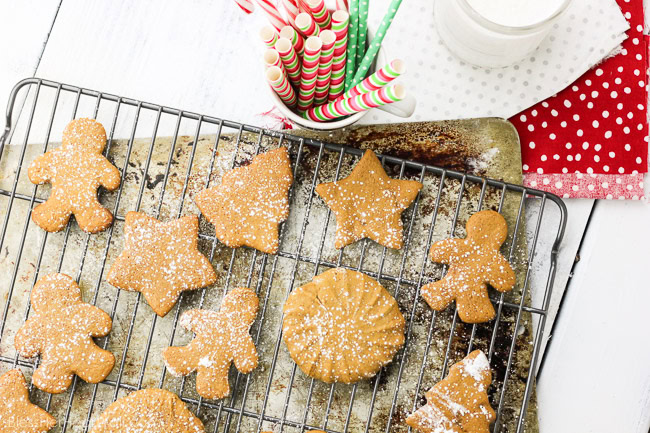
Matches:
[[344, 0, 359, 91], [335, 0, 348, 11], [254, 0, 288, 32], [336, 59, 404, 101], [305, 84, 405, 121], [297, 36, 323, 112], [315, 30, 336, 105], [355, 0, 369, 67], [260, 26, 279, 48], [306, 0, 332, 29], [263, 49, 284, 71], [352, 0, 404, 88], [329, 10, 349, 100], [267, 66, 297, 107], [280, 25, 304, 56], [234, 0, 254, 13], [275, 37, 302, 88], [295, 12, 320, 37], [297, 0, 310, 12], [280, 0, 300, 28]]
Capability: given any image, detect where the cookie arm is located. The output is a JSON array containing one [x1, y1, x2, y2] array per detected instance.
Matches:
[[487, 255, 516, 293], [14, 319, 43, 358], [77, 304, 113, 337], [179, 309, 215, 334], [98, 157, 121, 191], [233, 335, 258, 374], [429, 238, 462, 265], [27, 152, 55, 184]]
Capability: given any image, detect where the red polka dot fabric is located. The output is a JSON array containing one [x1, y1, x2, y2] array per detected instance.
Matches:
[[510, 0, 648, 199]]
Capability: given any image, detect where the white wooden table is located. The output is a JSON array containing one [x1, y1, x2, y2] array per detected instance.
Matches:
[[0, 1, 649, 432]]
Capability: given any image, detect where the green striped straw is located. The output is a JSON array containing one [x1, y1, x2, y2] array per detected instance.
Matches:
[[344, 0, 359, 92], [351, 0, 403, 89], [304, 84, 405, 121], [355, 0, 369, 68], [336, 59, 404, 101]]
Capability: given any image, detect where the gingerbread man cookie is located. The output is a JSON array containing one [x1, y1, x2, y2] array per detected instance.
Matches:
[[407, 350, 495, 433], [89, 388, 204, 433], [316, 150, 422, 249], [0, 369, 56, 433], [421, 210, 515, 323], [163, 287, 259, 399], [283, 268, 405, 383], [14, 273, 115, 394], [28, 118, 121, 233], [195, 147, 293, 254], [107, 212, 217, 317]]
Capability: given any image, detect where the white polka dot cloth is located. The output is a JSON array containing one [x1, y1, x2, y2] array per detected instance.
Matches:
[[356, 0, 630, 124]]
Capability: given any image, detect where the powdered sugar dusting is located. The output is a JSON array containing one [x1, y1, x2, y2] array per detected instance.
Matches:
[[282, 267, 405, 384]]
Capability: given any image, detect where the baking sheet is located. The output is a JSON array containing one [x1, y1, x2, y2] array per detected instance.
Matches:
[[0, 118, 543, 432]]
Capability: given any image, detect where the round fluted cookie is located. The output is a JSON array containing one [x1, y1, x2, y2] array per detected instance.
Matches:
[[283, 268, 405, 384], [89, 389, 204, 433]]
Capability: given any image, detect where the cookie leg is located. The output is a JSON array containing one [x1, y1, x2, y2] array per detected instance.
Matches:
[[32, 361, 74, 393], [196, 363, 230, 400], [31, 198, 71, 232], [75, 202, 113, 233], [420, 279, 455, 311], [73, 346, 115, 384], [456, 284, 495, 323]]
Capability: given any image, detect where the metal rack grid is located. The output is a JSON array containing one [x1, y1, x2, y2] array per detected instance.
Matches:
[[0, 78, 566, 433]]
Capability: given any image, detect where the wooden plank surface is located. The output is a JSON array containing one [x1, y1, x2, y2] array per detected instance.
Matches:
[[537, 199, 650, 433], [0, 0, 640, 432]]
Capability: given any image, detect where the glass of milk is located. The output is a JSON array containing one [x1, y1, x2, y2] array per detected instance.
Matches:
[[434, 0, 573, 68]]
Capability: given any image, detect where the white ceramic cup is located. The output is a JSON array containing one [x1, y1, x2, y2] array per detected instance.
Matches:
[[265, 28, 416, 131]]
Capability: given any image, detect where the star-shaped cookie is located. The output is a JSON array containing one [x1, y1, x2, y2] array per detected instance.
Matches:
[[194, 147, 293, 254], [107, 212, 217, 317], [89, 388, 204, 433], [315, 150, 423, 249], [0, 369, 56, 433]]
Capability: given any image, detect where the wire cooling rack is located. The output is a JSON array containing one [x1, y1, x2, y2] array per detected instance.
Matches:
[[0, 78, 566, 433]]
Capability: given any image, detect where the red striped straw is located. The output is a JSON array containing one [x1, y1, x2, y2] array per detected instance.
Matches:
[[295, 12, 320, 37], [334, 0, 348, 11], [260, 26, 279, 48], [306, 0, 332, 29], [275, 37, 302, 89], [329, 10, 349, 101], [315, 30, 336, 105], [254, 0, 288, 32], [280, 25, 304, 56], [280, 0, 300, 28], [305, 84, 405, 121], [297, 36, 323, 112], [267, 66, 297, 107], [263, 49, 284, 71], [233, 0, 255, 13]]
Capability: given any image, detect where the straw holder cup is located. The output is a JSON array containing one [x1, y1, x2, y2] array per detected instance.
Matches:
[[265, 26, 416, 130]]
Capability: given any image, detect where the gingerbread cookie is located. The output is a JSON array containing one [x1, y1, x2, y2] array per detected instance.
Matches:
[[407, 350, 495, 433], [0, 369, 56, 433], [421, 210, 515, 323], [28, 118, 121, 233], [107, 212, 217, 317], [89, 388, 204, 433], [195, 147, 293, 254], [283, 268, 405, 383], [14, 273, 115, 394], [163, 287, 259, 400], [315, 150, 422, 249]]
